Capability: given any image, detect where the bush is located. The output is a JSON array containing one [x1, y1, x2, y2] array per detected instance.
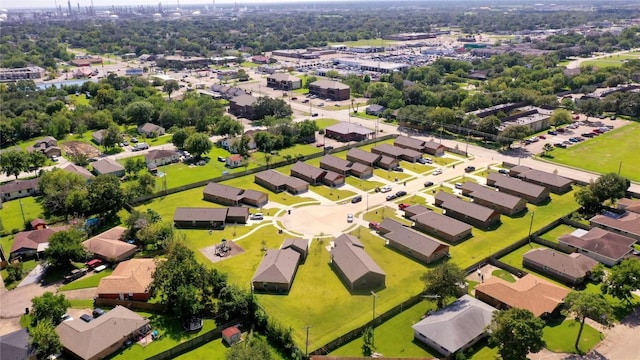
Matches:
[[6, 261, 24, 283]]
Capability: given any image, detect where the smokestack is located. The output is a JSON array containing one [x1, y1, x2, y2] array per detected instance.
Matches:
[[67, 0, 72, 16]]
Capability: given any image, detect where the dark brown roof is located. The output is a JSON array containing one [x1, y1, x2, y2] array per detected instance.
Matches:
[[62, 163, 94, 180], [523, 248, 598, 279], [173, 207, 229, 222], [487, 173, 547, 198], [331, 234, 385, 282], [423, 141, 444, 151], [411, 211, 473, 236], [347, 148, 380, 164], [377, 155, 398, 167], [226, 206, 250, 218], [0, 178, 39, 194], [559, 228, 635, 261], [203, 182, 243, 201], [145, 149, 178, 161], [231, 94, 257, 107], [11, 227, 67, 254], [92, 158, 124, 174], [590, 211, 640, 236], [326, 122, 373, 136], [379, 218, 407, 233], [372, 143, 422, 158], [510, 165, 573, 188], [323, 170, 344, 182], [348, 162, 371, 173], [281, 238, 309, 254], [320, 155, 351, 172], [255, 169, 308, 189], [252, 248, 301, 284], [138, 123, 164, 133], [241, 189, 268, 202], [381, 219, 449, 258], [291, 161, 325, 179], [404, 204, 431, 215], [436, 191, 499, 222], [394, 135, 425, 150], [462, 182, 526, 209], [617, 198, 640, 214]]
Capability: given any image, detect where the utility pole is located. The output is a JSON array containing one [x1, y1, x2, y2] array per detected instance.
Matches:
[[304, 325, 312, 358], [19, 199, 27, 228], [528, 211, 535, 242], [618, 161, 622, 175]]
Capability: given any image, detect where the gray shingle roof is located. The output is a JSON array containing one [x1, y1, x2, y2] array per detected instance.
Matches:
[[436, 191, 499, 222], [559, 228, 635, 261], [326, 122, 374, 136], [411, 211, 472, 237], [252, 248, 301, 284], [487, 173, 547, 198], [92, 158, 124, 175], [320, 155, 351, 172], [510, 165, 573, 188], [173, 207, 228, 222], [331, 234, 385, 283], [347, 148, 381, 164], [291, 161, 325, 180], [462, 182, 525, 209], [523, 248, 598, 280], [309, 79, 350, 90], [0, 178, 39, 194], [380, 219, 449, 257]]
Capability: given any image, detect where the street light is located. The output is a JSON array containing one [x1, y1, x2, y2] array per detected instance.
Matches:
[[304, 325, 312, 358], [528, 211, 535, 242], [370, 291, 378, 324]]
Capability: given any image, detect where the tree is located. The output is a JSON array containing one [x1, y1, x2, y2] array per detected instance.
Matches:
[[575, 187, 600, 213], [125, 100, 155, 125], [549, 108, 572, 128], [171, 128, 190, 150], [592, 173, 630, 204], [541, 143, 554, 157], [488, 308, 545, 360], [87, 174, 126, 216], [498, 125, 532, 149], [420, 262, 466, 308], [225, 332, 272, 360], [26, 151, 48, 173], [39, 169, 87, 217], [31, 292, 70, 326], [102, 125, 122, 150], [184, 133, 212, 159], [6, 261, 23, 283], [44, 229, 86, 268], [563, 291, 613, 350], [0, 150, 28, 178], [361, 326, 376, 357], [253, 96, 293, 120], [124, 157, 147, 176], [602, 258, 640, 305], [163, 80, 180, 99], [30, 320, 62, 359]]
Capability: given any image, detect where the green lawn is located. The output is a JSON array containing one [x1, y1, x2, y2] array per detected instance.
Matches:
[[314, 118, 341, 129], [539, 224, 578, 243], [353, 112, 379, 120], [68, 299, 96, 308], [491, 269, 516, 283], [0, 196, 44, 234], [545, 122, 640, 182], [498, 242, 548, 272], [581, 53, 640, 68], [330, 300, 439, 358], [69, 94, 90, 106], [543, 317, 603, 354], [59, 269, 114, 291], [175, 332, 286, 360], [254, 226, 430, 350], [363, 206, 413, 226]]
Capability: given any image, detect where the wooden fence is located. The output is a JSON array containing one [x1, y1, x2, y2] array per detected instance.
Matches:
[[94, 298, 166, 312]]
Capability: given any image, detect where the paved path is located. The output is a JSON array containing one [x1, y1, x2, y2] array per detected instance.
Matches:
[[17, 264, 45, 288]]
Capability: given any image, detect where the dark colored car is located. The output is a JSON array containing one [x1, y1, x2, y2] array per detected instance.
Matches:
[[581, 133, 595, 138], [92, 308, 105, 318], [424, 181, 434, 187], [548, 130, 558, 135], [395, 191, 407, 197], [554, 143, 567, 148], [80, 314, 93, 323], [351, 195, 363, 203], [464, 166, 476, 173], [498, 169, 509, 174], [392, 166, 404, 172]]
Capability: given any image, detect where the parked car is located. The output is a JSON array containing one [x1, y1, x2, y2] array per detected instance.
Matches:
[[316, 143, 324, 147], [380, 185, 392, 193], [392, 166, 404, 172], [93, 264, 107, 273], [424, 181, 434, 187], [302, 99, 309, 103], [311, 113, 319, 117], [318, 102, 325, 107], [80, 314, 93, 323], [395, 190, 407, 197], [61, 314, 73, 322], [498, 169, 509, 174], [86, 259, 103, 270], [92, 308, 105, 318], [351, 195, 363, 203], [538, 135, 546, 140], [131, 137, 138, 143], [217, 156, 226, 162], [464, 166, 476, 173], [386, 194, 397, 201], [455, 183, 463, 189], [554, 143, 567, 148], [398, 203, 411, 210], [250, 213, 264, 220], [291, 97, 298, 100], [417, 157, 433, 164], [432, 169, 442, 175], [581, 133, 595, 138], [347, 214, 354, 223], [547, 130, 558, 135], [368, 222, 380, 230]]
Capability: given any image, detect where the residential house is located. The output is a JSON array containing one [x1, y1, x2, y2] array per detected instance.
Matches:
[[56, 306, 150, 360], [509, 165, 573, 194], [346, 148, 380, 167], [371, 143, 422, 163], [403, 204, 431, 219], [226, 154, 245, 168], [210, 84, 245, 100], [0, 329, 35, 360], [474, 274, 569, 317], [523, 248, 599, 286], [92, 158, 125, 177], [461, 182, 528, 216], [291, 161, 326, 185], [252, 248, 301, 293], [96, 258, 158, 301], [365, 104, 386, 116], [255, 170, 309, 194], [222, 326, 242, 346], [376, 155, 401, 170], [266, 73, 302, 90], [62, 163, 94, 181], [92, 129, 106, 145], [202, 182, 269, 207], [173, 207, 249, 229], [559, 228, 635, 266], [348, 162, 373, 179], [411, 211, 473, 244], [137, 123, 165, 137], [378, 219, 450, 264], [0, 178, 39, 201], [325, 122, 373, 142], [590, 211, 640, 242], [30, 218, 47, 230], [486, 173, 549, 205], [229, 94, 258, 120], [394, 135, 426, 152], [412, 295, 497, 357], [145, 149, 180, 169], [308, 80, 350, 101], [617, 198, 640, 214], [227, 206, 251, 224], [435, 192, 501, 229], [281, 238, 309, 262], [319, 155, 351, 175], [321, 170, 345, 187], [27, 136, 61, 158], [10, 226, 68, 259], [330, 234, 385, 293], [82, 226, 137, 263], [423, 141, 445, 156]]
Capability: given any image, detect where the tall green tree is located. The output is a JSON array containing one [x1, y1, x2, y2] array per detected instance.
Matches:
[[87, 174, 126, 216], [44, 229, 86, 268], [361, 326, 376, 357], [184, 133, 213, 159], [549, 108, 572, 128], [420, 262, 466, 309], [563, 291, 613, 350], [31, 292, 70, 326], [253, 96, 292, 120], [125, 100, 155, 125], [171, 128, 190, 150], [27, 151, 48, 172], [602, 258, 640, 305], [0, 150, 28, 178], [30, 319, 62, 359], [488, 308, 545, 360], [163, 80, 180, 99], [39, 169, 87, 217]]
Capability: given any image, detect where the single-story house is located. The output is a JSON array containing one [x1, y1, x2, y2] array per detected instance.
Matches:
[[202, 182, 269, 207], [291, 161, 326, 185], [403, 204, 431, 219], [30, 218, 47, 230], [474, 274, 570, 317], [252, 248, 301, 293], [56, 306, 150, 360], [394, 135, 426, 152], [461, 182, 528, 216], [508, 165, 573, 194], [0, 178, 39, 201], [590, 211, 640, 242], [228, 94, 258, 120], [137, 123, 165, 137], [92, 129, 106, 145], [10, 226, 68, 259], [266, 73, 302, 90], [319, 155, 351, 175], [346, 148, 381, 167], [145, 149, 180, 168], [559, 228, 635, 266], [412, 295, 496, 357], [486, 173, 549, 205], [321, 170, 346, 187], [330, 234, 385, 293], [222, 326, 242, 346], [523, 248, 599, 286], [308, 79, 350, 101], [281, 238, 309, 262], [411, 211, 473, 244], [173, 207, 248, 229], [255, 170, 309, 194], [96, 258, 158, 301], [423, 141, 445, 156], [62, 163, 95, 181], [325, 122, 373, 142], [226, 154, 245, 169], [82, 226, 137, 263], [617, 198, 640, 214], [435, 192, 501, 229], [92, 158, 125, 177], [348, 162, 373, 179], [0, 328, 35, 360], [376, 155, 400, 170], [27, 136, 62, 158], [365, 104, 386, 116], [378, 219, 450, 264], [371, 143, 422, 163]]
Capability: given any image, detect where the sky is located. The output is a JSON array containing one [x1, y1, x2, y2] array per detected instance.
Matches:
[[3, 0, 335, 10]]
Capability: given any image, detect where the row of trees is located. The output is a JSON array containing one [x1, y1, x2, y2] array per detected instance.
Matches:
[[0, 150, 47, 179]]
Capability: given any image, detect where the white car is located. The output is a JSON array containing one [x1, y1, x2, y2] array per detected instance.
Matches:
[[432, 169, 443, 175], [94, 265, 107, 273], [380, 185, 392, 193], [250, 213, 264, 220], [347, 214, 354, 223]]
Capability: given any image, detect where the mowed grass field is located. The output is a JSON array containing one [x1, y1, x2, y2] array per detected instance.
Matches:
[[546, 122, 640, 182], [581, 52, 640, 68]]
